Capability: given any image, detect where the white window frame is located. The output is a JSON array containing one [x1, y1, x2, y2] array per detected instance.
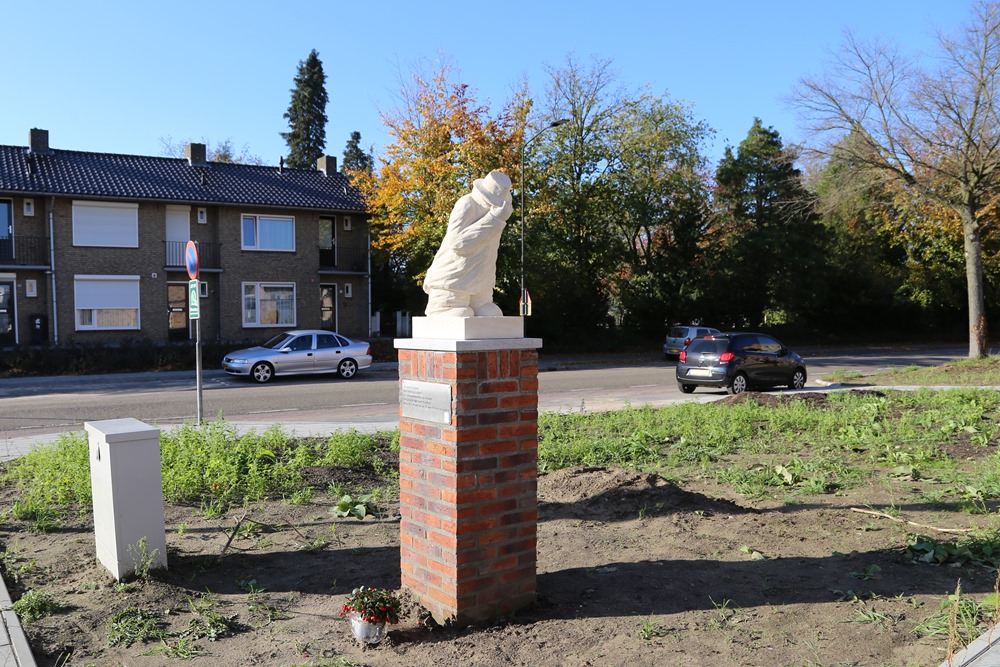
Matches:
[[72, 201, 139, 248], [242, 282, 296, 327], [343, 215, 352, 231], [241, 214, 295, 252], [74, 275, 140, 331], [344, 283, 353, 298]]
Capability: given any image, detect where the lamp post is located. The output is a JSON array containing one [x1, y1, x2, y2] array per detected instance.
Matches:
[[520, 118, 568, 316]]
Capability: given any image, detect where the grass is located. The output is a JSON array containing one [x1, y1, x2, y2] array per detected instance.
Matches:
[[823, 355, 1000, 387], [6, 387, 1000, 523], [0, 424, 400, 525], [538, 388, 1000, 500]]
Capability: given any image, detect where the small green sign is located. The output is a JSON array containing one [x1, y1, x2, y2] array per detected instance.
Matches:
[[188, 280, 200, 320]]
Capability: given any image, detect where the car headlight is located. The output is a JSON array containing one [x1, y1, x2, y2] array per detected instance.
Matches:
[[228, 358, 248, 364]]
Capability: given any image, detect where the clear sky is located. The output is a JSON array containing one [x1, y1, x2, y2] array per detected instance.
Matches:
[[0, 1, 964, 168]]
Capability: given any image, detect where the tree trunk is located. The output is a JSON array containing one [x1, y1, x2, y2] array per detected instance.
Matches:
[[960, 207, 988, 358]]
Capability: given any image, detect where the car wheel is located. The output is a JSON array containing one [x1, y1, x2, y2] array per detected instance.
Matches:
[[250, 362, 274, 384], [338, 358, 359, 379], [678, 383, 696, 394], [790, 368, 807, 390], [727, 373, 748, 395]]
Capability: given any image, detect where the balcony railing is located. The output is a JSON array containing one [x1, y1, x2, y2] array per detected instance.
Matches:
[[319, 245, 368, 273], [0, 235, 51, 267], [165, 241, 221, 270]]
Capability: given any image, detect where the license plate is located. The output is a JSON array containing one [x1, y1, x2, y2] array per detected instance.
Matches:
[[669, 348, 680, 354], [687, 368, 712, 377]]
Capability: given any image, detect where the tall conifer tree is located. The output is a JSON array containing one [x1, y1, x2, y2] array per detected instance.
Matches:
[[342, 131, 373, 174], [281, 49, 328, 169]]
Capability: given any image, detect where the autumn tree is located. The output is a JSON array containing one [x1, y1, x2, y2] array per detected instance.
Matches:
[[353, 65, 528, 314], [281, 49, 328, 169], [795, 0, 1000, 357], [603, 94, 714, 333], [806, 146, 914, 332]]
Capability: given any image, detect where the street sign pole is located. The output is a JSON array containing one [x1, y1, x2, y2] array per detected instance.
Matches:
[[185, 242, 203, 423]]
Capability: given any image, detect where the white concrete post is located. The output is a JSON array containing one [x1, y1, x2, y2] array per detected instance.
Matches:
[[85, 418, 168, 581]]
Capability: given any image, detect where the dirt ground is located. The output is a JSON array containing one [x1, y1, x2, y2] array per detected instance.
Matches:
[[3, 395, 998, 667]]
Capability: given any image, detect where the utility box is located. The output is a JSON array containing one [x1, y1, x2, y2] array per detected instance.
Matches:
[[86, 419, 168, 581]]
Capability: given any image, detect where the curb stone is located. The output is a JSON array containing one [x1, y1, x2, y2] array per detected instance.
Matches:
[[939, 623, 1000, 667], [0, 566, 36, 667]]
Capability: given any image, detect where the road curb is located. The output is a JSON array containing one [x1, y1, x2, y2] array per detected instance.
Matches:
[[0, 565, 37, 667]]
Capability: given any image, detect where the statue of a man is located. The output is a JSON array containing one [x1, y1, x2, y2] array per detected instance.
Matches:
[[422, 170, 513, 317]]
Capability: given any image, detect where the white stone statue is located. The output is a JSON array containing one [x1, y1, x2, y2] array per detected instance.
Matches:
[[423, 170, 513, 317]]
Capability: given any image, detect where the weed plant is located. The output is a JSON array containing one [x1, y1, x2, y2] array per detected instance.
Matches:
[[0, 421, 399, 522], [8, 388, 1000, 526], [2, 432, 91, 515], [12, 589, 66, 623]]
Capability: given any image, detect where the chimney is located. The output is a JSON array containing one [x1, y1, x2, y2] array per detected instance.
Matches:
[[316, 155, 337, 175], [185, 143, 207, 166], [29, 128, 49, 154]]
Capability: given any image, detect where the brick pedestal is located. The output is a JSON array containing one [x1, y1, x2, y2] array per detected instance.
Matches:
[[394, 337, 541, 625]]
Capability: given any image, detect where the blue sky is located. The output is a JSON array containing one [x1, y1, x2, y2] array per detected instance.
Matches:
[[1, 1, 963, 168]]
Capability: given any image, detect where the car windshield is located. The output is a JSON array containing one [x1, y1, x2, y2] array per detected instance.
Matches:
[[686, 338, 729, 355], [668, 327, 687, 338], [261, 333, 295, 349]]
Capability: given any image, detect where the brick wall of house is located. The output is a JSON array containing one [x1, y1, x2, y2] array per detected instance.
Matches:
[[397, 344, 540, 625], [22, 197, 370, 347]]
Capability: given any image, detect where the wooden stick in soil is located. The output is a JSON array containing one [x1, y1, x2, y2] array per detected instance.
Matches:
[[849, 507, 973, 534]]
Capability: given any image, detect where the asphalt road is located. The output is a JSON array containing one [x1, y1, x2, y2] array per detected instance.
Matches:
[[0, 344, 969, 444]]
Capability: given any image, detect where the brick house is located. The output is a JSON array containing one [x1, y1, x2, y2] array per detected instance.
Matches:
[[0, 129, 371, 349]]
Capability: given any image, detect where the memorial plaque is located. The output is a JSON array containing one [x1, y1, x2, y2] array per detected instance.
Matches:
[[400, 379, 452, 425]]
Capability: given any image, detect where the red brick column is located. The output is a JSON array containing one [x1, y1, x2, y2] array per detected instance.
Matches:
[[394, 339, 540, 625]]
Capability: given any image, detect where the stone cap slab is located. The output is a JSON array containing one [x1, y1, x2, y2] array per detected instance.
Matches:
[[410, 316, 523, 340]]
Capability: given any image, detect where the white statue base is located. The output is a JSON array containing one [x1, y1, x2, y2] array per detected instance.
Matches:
[[411, 316, 523, 341]]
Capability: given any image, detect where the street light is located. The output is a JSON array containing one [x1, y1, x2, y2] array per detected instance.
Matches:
[[520, 118, 568, 316]]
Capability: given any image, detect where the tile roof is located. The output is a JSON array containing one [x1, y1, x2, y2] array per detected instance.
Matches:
[[0, 145, 365, 212]]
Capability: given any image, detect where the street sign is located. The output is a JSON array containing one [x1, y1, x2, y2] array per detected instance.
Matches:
[[188, 279, 200, 320], [185, 240, 200, 280]]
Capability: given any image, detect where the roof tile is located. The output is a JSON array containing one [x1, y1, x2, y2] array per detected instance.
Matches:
[[0, 145, 365, 212]]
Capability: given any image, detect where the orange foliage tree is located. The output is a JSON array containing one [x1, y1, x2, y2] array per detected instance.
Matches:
[[351, 65, 529, 311]]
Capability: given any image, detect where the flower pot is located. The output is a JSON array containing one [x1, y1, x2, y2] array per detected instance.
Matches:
[[347, 611, 388, 645]]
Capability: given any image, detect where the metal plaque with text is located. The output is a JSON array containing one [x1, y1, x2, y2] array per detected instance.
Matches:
[[400, 379, 452, 425]]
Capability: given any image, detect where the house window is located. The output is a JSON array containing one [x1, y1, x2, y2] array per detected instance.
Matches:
[[74, 275, 140, 330], [241, 214, 295, 251], [72, 201, 139, 247], [242, 282, 295, 327]]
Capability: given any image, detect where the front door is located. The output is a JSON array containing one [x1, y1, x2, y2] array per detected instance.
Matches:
[[320, 284, 338, 331], [0, 281, 15, 345], [167, 282, 189, 341]]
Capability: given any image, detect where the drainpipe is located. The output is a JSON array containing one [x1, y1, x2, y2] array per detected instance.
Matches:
[[367, 226, 372, 338], [48, 196, 58, 345]]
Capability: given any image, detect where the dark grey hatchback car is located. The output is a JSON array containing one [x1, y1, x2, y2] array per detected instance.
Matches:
[[676, 332, 807, 395]]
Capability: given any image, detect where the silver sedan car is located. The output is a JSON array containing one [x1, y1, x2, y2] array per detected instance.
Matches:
[[222, 330, 373, 383]]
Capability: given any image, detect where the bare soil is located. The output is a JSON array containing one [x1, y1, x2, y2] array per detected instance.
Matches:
[[3, 392, 998, 667]]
